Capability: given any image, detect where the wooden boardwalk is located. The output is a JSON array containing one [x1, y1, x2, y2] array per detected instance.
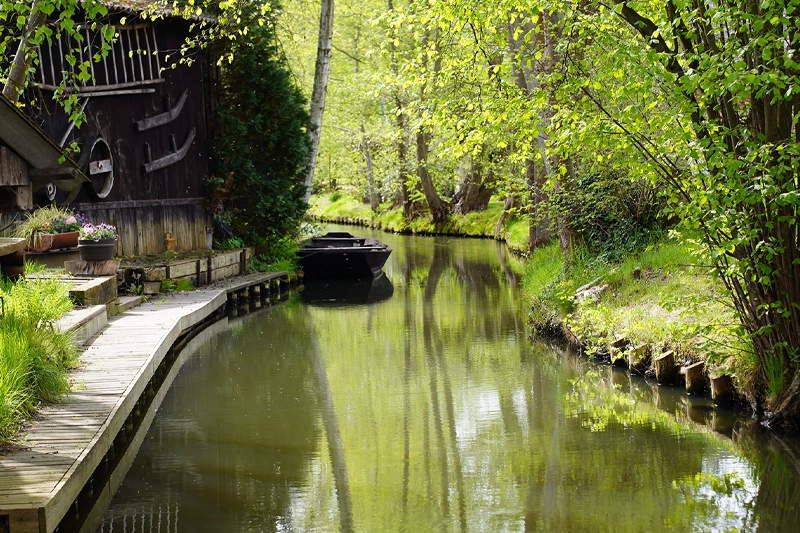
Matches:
[[0, 272, 288, 533]]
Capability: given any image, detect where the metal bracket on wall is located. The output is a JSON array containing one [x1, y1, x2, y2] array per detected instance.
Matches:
[[143, 127, 196, 173], [134, 89, 189, 132]]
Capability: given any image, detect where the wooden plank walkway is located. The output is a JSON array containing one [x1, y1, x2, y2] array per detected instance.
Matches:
[[0, 272, 287, 533]]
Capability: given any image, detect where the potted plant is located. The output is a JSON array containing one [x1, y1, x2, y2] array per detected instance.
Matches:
[[78, 223, 118, 261], [15, 205, 74, 253], [49, 212, 87, 249]]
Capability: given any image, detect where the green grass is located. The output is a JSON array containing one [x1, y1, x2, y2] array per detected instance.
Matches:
[[308, 193, 531, 252], [521, 238, 751, 372], [308, 192, 374, 221], [0, 277, 77, 442], [160, 278, 195, 293]]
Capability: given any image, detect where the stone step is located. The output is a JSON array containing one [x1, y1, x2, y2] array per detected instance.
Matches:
[[68, 275, 117, 306], [118, 295, 144, 312], [54, 305, 108, 347]]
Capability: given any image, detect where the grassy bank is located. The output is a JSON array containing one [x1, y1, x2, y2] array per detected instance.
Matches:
[[521, 239, 752, 382], [308, 193, 530, 253], [0, 276, 77, 443]]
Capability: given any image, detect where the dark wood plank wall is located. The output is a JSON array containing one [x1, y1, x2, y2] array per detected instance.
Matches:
[[72, 202, 207, 256], [25, 16, 210, 254]]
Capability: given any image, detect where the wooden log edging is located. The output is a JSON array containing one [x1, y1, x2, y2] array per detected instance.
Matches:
[[0, 273, 290, 533], [559, 323, 740, 408]]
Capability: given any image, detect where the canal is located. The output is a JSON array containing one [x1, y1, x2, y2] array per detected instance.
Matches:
[[94, 226, 800, 532]]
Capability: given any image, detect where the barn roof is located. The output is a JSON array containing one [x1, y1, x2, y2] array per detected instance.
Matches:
[[100, 0, 216, 23], [0, 95, 80, 170]]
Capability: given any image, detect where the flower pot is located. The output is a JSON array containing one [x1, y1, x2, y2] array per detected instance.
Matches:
[[28, 233, 55, 253], [51, 231, 80, 250], [78, 238, 115, 261]]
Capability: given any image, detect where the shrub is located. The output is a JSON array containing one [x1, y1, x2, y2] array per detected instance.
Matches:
[[208, 3, 311, 252], [548, 171, 666, 262]]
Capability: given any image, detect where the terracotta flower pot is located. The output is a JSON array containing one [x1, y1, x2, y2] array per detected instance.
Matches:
[[29, 233, 55, 253], [51, 231, 80, 250], [78, 238, 115, 261]]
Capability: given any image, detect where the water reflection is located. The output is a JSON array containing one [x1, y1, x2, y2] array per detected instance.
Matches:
[[95, 226, 800, 533], [300, 272, 394, 307]]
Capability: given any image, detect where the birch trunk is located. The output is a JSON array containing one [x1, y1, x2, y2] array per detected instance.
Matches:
[[3, 3, 46, 103], [303, 0, 335, 203]]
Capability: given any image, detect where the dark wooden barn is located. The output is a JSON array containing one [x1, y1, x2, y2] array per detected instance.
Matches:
[[19, 1, 214, 255]]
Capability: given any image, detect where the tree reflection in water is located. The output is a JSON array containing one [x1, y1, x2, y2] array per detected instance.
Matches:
[[96, 227, 800, 533]]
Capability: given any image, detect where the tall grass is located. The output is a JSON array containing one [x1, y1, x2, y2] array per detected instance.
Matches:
[[0, 277, 76, 442]]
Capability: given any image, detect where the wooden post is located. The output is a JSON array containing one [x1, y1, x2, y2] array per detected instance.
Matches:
[[261, 280, 272, 303], [7, 509, 40, 533], [239, 249, 246, 275], [684, 361, 707, 395], [239, 288, 248, 313], [609, 337, 628, 366], [272, 278, 280, 299], [627, 343, 649, 374], [1, 249, 26, 278], [228, 292, 238, 317], [280, 275, 289, 297], [252, 284, 261, 308], [711, 375, 734, 406], [654, 350, 678, 385], [207, 256, 213, 283]]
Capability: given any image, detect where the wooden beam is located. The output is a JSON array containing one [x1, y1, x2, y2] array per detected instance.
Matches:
[[88, 159, 112, 175], [28, 167, 90, 192], [134, 89, 188, 132], [34, 79, 164, 93], [0, 146, 29, 186], [73, 197, 205, 210], [143, 128, 196, 173]]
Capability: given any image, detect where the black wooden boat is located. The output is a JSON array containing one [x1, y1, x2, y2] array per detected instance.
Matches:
[[297, 232, 392, 279]]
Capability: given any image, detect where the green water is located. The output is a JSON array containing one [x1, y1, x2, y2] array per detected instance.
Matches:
[[95, 227, 800, 532]]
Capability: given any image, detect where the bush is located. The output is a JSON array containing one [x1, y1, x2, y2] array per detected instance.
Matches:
[[548, 171, 666, 262], [208, 3, 311, 252], [248, 236, 300, 273]]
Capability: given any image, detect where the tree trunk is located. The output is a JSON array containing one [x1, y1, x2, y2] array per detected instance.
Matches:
[[387, 0, 415, 219], [506, 15, 554, 250], [494, 194, 519, 239], [416, 129, 449, 224], [415, 24, 449, 225], [359, 124, 379, 211], [452, 156, 495, 215], [526, 158, 551, 249], [303, 0, 335, 203], [3, 3, 46, 103], [392, 100, 414, 217]]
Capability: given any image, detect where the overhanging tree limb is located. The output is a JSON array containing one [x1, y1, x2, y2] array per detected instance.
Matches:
[[3, 1, 46, 103]]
